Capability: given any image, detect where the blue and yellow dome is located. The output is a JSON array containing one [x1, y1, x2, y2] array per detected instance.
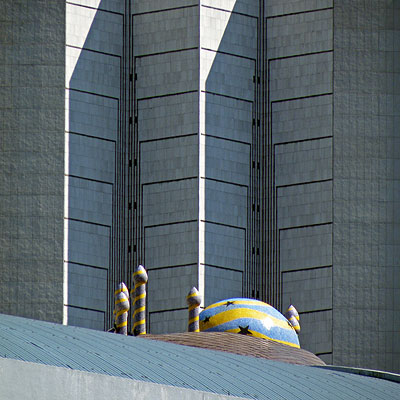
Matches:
[[199, 298, 300, 348]]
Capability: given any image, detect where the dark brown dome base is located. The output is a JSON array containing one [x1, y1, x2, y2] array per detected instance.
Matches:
[[142, 331, 325, 366]]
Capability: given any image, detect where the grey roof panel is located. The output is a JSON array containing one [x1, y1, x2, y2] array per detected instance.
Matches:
[[0, 313, 398, 399]]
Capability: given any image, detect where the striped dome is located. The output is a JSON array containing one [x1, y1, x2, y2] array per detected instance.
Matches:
[[199, 298, 300, 348]]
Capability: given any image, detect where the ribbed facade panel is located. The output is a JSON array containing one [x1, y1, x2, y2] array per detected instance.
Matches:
[[64, 0, 123, 330], [264, 1, 334, 360]]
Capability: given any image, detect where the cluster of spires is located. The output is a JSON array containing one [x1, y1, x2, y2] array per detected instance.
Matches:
[[113, 264, 149, 335], [112, 264, 300, 336], [112, 265, 202, 335]]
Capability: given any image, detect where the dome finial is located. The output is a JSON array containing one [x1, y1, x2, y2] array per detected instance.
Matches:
[[284, 304, 300, 334], [186, 287, 201, 332], [131, 265, 148, 335]]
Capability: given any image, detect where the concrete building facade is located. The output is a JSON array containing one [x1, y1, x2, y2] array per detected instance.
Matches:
[[0, 0, 65, 323], [0, 0, 399, 372]]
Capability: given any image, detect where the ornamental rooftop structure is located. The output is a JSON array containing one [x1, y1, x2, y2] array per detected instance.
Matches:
[[0, 313, 399, 400]]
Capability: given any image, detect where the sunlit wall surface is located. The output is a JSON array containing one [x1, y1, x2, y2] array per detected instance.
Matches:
[[131, 1, 260, 335], [64, 0, 124, 330]]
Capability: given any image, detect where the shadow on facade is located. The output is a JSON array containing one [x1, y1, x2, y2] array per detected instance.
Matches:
[[203, 0, 258, 305], [66, 0, 124, 330]]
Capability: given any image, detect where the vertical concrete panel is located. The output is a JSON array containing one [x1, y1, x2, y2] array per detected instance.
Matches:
[[297, 310, 332, 358], [333, 1, 400, 372], [68, 263, 107, 311], [147, 265, 199, 334], [134, 3, 200, 331], [133, 7, 199, 56], [275, 138, 332, 186], [266, 2, 334, 363], [138, 93, 198, 141], [267, 9, 333, 58], [144, 222, 198, 270], [0, 0, 65, 323], [204, 266, 242, 306], [200, 3, 256, 302], [271, 96, 333, 144], [266, 0, 333, 17], [64, 1, 122, 329]]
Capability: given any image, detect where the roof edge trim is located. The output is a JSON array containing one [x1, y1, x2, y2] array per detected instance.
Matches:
[[315, 365, 400, 383]]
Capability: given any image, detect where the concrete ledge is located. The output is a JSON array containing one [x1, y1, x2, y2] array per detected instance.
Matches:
[[0, 358, 247, 400]]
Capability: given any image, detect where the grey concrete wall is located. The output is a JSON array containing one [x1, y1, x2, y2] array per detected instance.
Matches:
[[200, 0, 257, 307], [265, 0, 334, 363], [267, 0, 400, 373], [332, 0, 400, 373], [64, 0, 124, 329], [133, 1, 200, 334], [0, 0, 65, 322], [136, 0, 258, 331]]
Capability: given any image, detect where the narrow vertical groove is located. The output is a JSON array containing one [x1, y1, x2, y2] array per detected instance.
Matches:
[[127, 0, 134, 333], [331, 0, 335, 365], [260, 0, 266, 304], [109, 1, 130, 329], [257, 1, 262, 302]]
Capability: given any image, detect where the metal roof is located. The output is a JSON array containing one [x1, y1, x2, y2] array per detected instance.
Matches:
[[0, 313, 398, 399]]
